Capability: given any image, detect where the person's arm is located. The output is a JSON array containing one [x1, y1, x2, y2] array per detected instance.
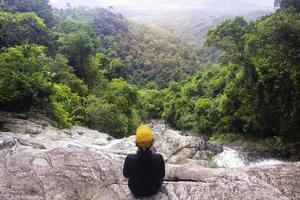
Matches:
[[123, 155, 131, 178], [157, 154, 165, 179]]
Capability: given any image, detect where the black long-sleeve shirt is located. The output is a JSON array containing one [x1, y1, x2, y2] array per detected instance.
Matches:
[[123, 149, 165, 197]]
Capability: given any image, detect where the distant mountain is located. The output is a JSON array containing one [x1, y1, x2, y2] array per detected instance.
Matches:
[[50, 0, 275, 48], [170, 10, 273, 48], [116, 8, 273, 48], [50, 0, 274, 10]]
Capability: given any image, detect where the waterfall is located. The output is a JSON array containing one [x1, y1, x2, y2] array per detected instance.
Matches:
[[213, 147, 246, 168], [213, 147, 284, 168]]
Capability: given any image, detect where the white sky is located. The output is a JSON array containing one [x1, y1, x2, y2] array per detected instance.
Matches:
[[50, 0, 275, 10]]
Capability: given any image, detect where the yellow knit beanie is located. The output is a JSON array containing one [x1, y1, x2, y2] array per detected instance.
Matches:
[[135, 124, 153, 150]]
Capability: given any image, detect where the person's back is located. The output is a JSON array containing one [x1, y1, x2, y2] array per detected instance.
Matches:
[[123, 125, 165, 197]]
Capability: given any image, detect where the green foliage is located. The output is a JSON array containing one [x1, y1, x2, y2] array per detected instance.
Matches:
[[0, 0, 299, 158], [86, 53, 110, 94], [55, 7, 202, 88], [0, 45, 85, 127], [1, 1, 202, 137], [144, 81, 158, 90], [58, 31, 96, 84], [162, 88, 196, 130], [209, 132, 241, 144], [54, 20, 95, 35], [102, 79, 138, 114], [50, 54, 89, 96], [86, 79, 140, 138], [0, 0, 55, 26], [242, 9, 300, 136], [206, 17, 249, 64], [139, 89, 165, 119], [0, 45, 53, 112], [163, 8, 300, 149], [262, 136, 290, 152], [50, 84, 84, 127], [86, 96, 129, 138], [194, 98, 213, 133], [0, 12, 54, 49], [108, 58, 125, 79]]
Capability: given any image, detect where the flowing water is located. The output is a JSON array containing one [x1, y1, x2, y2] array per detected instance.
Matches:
[[213, 147, 284, 168]]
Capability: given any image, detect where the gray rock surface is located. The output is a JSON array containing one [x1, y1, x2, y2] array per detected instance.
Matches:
[[0, 113, 299, 200]]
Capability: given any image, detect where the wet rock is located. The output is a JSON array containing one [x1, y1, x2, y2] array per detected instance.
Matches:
[[0, 136, 16, 150]]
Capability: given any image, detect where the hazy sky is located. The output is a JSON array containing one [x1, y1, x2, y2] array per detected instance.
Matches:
[[50, 0, 275, 10]]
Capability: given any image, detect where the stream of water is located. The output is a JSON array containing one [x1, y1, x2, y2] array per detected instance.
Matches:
[[213, 147, 284, 168]]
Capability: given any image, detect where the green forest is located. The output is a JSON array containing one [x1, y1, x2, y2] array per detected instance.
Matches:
[[0, 0, 299, 157]]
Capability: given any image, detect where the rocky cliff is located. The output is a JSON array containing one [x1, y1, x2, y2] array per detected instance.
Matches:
[[0, 112, 299, 200]]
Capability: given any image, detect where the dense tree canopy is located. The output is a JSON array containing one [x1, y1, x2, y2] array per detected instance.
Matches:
[[161, 9, 300, 151], [0, 0, 55, 26], [0, 45, 53, 112], [86, 79, 140, 138], [0, 45, 84, 127], [0, 12, 55, 50], [0, 0, 299, 156], [58, 31, 96, 84], [55, 7, 203, 88]]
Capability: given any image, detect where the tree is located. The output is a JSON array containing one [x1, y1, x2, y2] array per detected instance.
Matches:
[[50, 84, 84, 126], [244, 9, 300, 137], [206, 17, 249, 64], [160, 8, 300, 143], [108, 58, 125, 79], [103, 79, 138, 115], [0, 45, 87, 127], [1, 0, 55, 27], [62, 7, 202, 88], [54, 20, 95, 36], [139, 89, 165, 119], [50, 54, 89, 96], [58, 31, 96, 84], [86, 53, 110, 94], [86, 96, 129, 138], [0, 45, 53, 112], [0, 12, 55, 49], [194, 98, 213, 133], [86, 79, 141, 137]]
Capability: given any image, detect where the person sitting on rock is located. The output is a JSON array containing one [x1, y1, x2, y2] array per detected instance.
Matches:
[[123, 124, 165, 198]]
